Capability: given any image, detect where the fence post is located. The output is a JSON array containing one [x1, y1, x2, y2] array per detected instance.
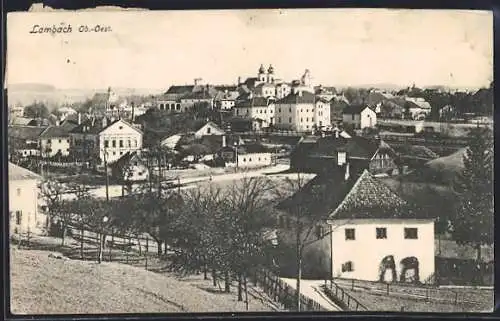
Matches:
[[454, 292, 458, 305], [386, 283, 390, 296], [146, 237, 149, 254], [347, 295, 351, 309], [145, 253, 148, 270]]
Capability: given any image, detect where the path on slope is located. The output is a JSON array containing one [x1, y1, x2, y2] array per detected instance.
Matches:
[[280, 278, 342, 311]]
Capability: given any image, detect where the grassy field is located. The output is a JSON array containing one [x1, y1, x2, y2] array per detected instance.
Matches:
[[339, 287, 491, 312], [10, 248, 281, 314], [332, 278, 493, 312]]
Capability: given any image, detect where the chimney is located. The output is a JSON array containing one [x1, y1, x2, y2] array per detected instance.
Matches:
[[298, 90, 303, 97], [102, 117, 108, 128], [55, 120, 60, 126], [237, 76, 241, 85], [78, 112, 82, 125], [344, 162, 350, 181], [335, 129, 339, 139], [222, 135, 227, 147]]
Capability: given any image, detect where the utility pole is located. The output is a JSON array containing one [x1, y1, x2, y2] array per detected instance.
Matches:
[[103, 148, 109, 201]]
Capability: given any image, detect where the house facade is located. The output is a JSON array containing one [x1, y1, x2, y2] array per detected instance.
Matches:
[[39, 121, 78, 158], [110, 151, 149, 183], [343, 105, 377, 129], [237, 152, 273, 168], [234, 95, 276, 129], [70, 118, 143, 165], [9, 163, 43, 235], [98, 119, 143, 164], [193, 121, 225, 138], [291, 135, 397, 175], [274, 91, 317, 132], [275, 169, 435, 283]]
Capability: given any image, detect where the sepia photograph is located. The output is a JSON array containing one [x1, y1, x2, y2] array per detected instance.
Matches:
[[6, 8, 494, 314]]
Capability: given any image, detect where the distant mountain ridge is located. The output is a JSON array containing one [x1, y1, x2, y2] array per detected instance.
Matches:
[[7, 83, 165, 108]]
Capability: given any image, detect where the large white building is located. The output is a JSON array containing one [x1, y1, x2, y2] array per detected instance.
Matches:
[[274, 90, 331, 132], [9, 163, 43, 236], [234, 95, 276, 129], [69, 117, 143, 165], [277, 168, 435, 283]]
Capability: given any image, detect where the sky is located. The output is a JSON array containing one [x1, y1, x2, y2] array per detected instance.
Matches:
[[6, 9, 493, 90]]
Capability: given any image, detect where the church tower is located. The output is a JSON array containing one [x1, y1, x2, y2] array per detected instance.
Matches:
[[258, 64, 266, 82], [267, 64, 275, 83]]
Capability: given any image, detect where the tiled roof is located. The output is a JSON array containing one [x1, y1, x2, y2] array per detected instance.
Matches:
[[308, 136, 395, 160], [278, 168, 414, 221], [11, 117, 34, 126], [165, 85, 195, 95], [342, 105, 370, 114], [8, 125, 47, 140], [234, 96, 272, 108], [276, 91, 316, 104], [9, 162, 41, 181], [40, 121, 79, 138], [182, 88, 218, 100], [393, 145, 439, 160], [329, 170, 411, 220]]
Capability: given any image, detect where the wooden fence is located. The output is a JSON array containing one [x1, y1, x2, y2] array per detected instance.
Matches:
[[252, 269, 328, 312], [323, 280, 368, 311], [330, 277, 492, 307]]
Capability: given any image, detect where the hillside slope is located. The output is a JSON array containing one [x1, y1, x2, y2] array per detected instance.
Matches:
[[10, 249, 275, 314]]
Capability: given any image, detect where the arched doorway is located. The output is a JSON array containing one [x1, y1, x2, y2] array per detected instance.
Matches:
[[400, 256, 420, 284], [379, 255, 397, 283]]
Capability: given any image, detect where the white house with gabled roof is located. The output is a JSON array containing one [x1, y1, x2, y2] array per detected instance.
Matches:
[[276, 166, 435, 284]]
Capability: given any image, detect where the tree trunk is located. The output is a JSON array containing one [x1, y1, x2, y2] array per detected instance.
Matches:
[[212, 269, 217, 287], [296, 246, 302, 312], [80, 227, 84, 259], [476, 243, 482, 262], [98, 233, 103, 264], [61, 222, 66, 246], [224, 271, 231, 293], [244, 272, 249, 311], [238, 273, 243, 301], [203, 262, 208, 280], [137, 236, 142, 256], [157, 239, 162, 256]]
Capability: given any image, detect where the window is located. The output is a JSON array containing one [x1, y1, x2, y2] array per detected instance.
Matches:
[[134, 140, 137, 147], [342, 261, 354, 272], [58, 149, 61, 153], [113, 152, 116, 155], [288, 107, 291, 112], [119, 126, 123, 130], [243, 158, 246, 162], [301, 118, 303, 123], [16, 188, 21, 196], [67, 139, 70, 143], [15, 211, 22, 225], [278, 108, 281, 112], [58, 139, 62, 143], [376, 227, 387, 239], [345, 228, 355, 240], [138, 172, 143, 176], [288, 117, 292, 123], [207, 127, 211, 134], [306, 118, 309, 122], [352, 114, 355, 121], [404, 228, 418, 239], [112, 140, 116, 148], [128, 140, 131, 147], [119, 140, 124, 148], [278, 117, 281, 123], [47, 139, 51, 144]]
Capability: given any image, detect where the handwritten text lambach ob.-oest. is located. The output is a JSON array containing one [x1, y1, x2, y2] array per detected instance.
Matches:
[[29, 23, 112, 35]]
